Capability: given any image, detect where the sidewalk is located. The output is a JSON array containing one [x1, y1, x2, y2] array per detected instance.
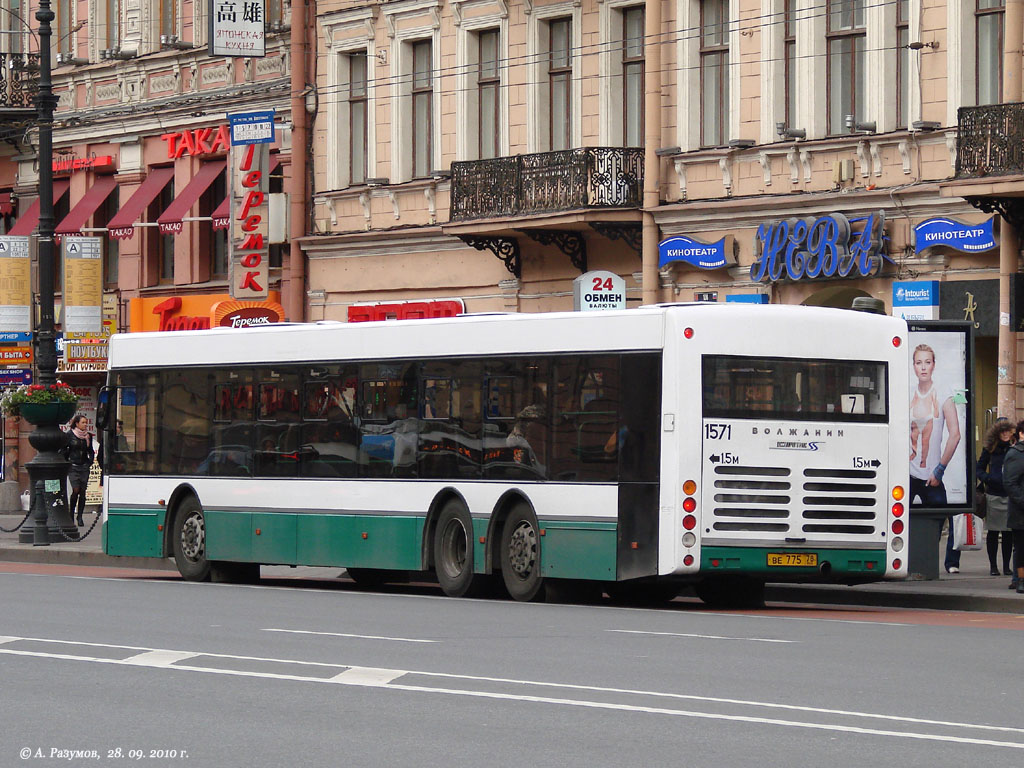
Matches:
[[2, 511, 1022, 612]]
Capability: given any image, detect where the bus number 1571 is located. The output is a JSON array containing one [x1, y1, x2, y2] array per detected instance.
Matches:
[[705, 423, 732, 440]]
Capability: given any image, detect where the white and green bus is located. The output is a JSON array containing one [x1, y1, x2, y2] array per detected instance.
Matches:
[[100, 304, 909, 605]]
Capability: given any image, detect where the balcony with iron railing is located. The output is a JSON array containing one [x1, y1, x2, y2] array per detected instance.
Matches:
[[955, 103, 1024, 178], [449, 147, 644, 222], [0, 52, 40, 114]]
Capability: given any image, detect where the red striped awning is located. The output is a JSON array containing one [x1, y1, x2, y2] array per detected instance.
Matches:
[[55, 175, 118, 235], [8, 180, 71, 235], [106, 167, 175, 240], [156, 160, 226, 235], [0, 192, 12, 216]]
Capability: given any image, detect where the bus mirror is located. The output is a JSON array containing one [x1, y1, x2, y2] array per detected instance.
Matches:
[[96, 399, 110, 430]]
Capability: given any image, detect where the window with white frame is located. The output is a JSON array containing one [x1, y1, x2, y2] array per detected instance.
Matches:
[[976, 0, 1004, 105], [622, 6, 645, 147], [349, 51, 369, 185], [56, 0, 73, 56], [896, 0, 909, 128], [827, 0, 866, 135], [2, 0, 25, 53], [784, 0, 796, 128], [547, 18, 573, 152], [700, 0, 729, 147], [161, 0, 178, 39], [478, 29, 501, 159], [105, 0, 121, 51], [412, 39, 434, 178]]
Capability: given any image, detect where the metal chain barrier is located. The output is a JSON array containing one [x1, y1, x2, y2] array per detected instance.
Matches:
[[0, 508, 33, 533]]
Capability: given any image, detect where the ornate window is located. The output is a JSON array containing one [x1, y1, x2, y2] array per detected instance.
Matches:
[[976, 0, 1004, 105], [700, 0, 730, 146], [349, 51, 368, 185], [478, 29, 501, 159], [412, 40, 433, 178], [548, 18, 572, 151], [622, 6, 644, 147]]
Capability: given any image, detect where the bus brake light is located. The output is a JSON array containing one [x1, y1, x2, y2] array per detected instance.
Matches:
[[892, 502, 904, 517]]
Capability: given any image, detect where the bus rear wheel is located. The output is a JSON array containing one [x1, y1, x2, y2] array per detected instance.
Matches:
[[434, 499, 476, 597], [172, 498, 211, 582], [500, 503, 544, 602]]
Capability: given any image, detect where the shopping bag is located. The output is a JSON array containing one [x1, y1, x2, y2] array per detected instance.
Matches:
[[952, 512, 983, 551]]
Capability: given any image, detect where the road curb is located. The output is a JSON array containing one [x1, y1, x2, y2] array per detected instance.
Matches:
[[765, 584, 1024, 614], [0, 547, 177, 571]]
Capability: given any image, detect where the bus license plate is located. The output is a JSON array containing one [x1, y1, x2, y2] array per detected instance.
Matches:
[[767, 553, 817, 567]]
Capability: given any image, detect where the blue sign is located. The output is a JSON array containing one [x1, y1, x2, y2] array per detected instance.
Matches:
[[0, 332, 31, 343], [658, 235, 730, 269], [893, 280, 939, 307], [0, 368, 32, 385], [751, 211, 889, 282], [726, 294, 770, 304], [228, 110, 276, 146], [913, 216, 996, 254]]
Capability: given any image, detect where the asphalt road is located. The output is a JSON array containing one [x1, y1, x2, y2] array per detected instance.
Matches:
[[2, 565, 1023, 768]]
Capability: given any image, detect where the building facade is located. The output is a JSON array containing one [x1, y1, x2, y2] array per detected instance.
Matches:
[[306, 0, 1024, 444]]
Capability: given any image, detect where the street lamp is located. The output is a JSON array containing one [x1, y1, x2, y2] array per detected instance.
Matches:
[[20, 0, 75, 545]]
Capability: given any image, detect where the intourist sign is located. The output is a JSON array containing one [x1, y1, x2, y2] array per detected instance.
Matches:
[[658, 235, 733, 269], [892, 280, 939, 321], [913, 216, 997, 254], [751, 211, 887, 282]]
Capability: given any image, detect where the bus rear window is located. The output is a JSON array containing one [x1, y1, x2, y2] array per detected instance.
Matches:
[[702, 355, 887, 422]]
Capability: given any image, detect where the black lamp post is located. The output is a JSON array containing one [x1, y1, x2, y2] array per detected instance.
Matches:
[[18, 0, 75, 545]]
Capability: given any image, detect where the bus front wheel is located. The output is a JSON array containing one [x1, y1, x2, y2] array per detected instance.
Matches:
[[434, 499, 476, 597], [499, 503, 544, 602], [172, 498, 212, 582]]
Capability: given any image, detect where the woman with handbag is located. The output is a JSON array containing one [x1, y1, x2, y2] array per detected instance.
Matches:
[[977, 419, 1015, 576]]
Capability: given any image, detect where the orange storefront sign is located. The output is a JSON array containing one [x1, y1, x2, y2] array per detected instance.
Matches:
[[129, 292, 283, 332]]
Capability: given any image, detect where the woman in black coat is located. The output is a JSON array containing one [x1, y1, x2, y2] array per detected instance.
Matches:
[[976, 420, 1015, 576], [998, 419, 1024, 593], [61, 414, 95, 526]]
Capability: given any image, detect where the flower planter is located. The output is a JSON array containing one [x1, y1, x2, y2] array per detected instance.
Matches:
[[19, 402, 78, 426]]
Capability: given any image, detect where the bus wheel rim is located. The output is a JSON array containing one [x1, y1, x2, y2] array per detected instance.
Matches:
[[181, 513, 205, 562], [507, 521, 536, 579], [440, 518, 468, 577]]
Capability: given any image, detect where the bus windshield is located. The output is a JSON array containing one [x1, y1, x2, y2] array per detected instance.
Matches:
[[701, 354, 888, 422]]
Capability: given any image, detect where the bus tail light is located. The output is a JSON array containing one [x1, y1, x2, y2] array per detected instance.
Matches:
[[892, 486, 905, 501], [892, 502, 904, 517], [682, 532, 696, 547], [683, 479, 697, 495], [683, 554, 694, 566], [683, 497, 696, 513], [892, 558, 902, 570], [891, 537, 904, 552], [683, 515, 696, 530], [891, 519, 904, 535]]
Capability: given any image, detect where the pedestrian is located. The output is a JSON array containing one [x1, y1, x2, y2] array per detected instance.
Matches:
[[997, 419, 1024, 593], [977, 419, 1015, 576], [61, 413, 95, 527]]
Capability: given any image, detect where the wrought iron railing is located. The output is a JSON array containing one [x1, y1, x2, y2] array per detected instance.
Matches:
[[0, 52, 40, 111], [956, 103, 1024, 178], [450, 147, 643, 221]]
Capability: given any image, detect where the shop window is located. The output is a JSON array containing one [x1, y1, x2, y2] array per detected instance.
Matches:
[[201, 169, 228, 279], [97, 187, 120, 288], [147, 179, 174, 285]]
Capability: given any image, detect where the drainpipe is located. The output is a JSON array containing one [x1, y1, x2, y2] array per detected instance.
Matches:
[[998, 0, 1022, 420], [641, 0, 662, 305], [287, 0, 309, 322]]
